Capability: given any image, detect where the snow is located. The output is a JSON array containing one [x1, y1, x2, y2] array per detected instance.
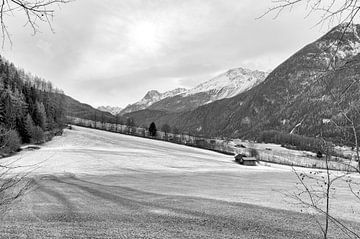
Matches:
[[184, 67, 267, 101], [120, 88, 187, 114], [160, 88, 187, 99], [317, 24, 360, 60], [7, 126, 276, 176], [121, 67, 267, 114], [4, 126, 359, 221], [97, 106, 123, 115]]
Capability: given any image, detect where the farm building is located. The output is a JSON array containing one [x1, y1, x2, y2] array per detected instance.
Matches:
[[235, 154, 257, 166]]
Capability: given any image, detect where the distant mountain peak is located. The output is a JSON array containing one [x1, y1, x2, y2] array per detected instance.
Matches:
[[97, 105, 123, 115], [121, 67, 267, 115], [143, 90, 161, 100], [185, 67, 267, 100], [120, 88, 188, 115]]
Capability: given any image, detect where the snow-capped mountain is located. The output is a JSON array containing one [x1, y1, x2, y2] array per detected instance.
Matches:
[[147, 67, 267, 112], [126, 23, 360, 140], [120, 88, 187, 115], [97, 106, 123, 115], [161, 88, 188, 99], [186, 67, 267, 101], [121, 67, 267, 114]]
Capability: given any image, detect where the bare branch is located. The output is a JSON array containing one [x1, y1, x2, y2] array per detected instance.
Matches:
[[0, 0, 71, 47]]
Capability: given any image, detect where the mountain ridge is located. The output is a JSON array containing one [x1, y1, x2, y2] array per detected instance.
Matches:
[[120, 67, 267, 114], [97, 106, 123, 115], [120, 88, 187, 115], [125, 23, 360, 144]]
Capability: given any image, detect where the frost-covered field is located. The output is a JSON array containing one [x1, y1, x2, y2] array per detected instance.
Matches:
[[1, 126, 359, 238]]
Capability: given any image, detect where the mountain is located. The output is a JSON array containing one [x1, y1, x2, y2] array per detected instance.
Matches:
[[125, 24, 360, 142], [65, 96, 121, 123], [279, 50, 360, 144], [121, 67, 267, 114], [97, 106, 123, 115], [148, 67, 267, 112], [186, 68, 267, 99], [120, 88, 187, 115]]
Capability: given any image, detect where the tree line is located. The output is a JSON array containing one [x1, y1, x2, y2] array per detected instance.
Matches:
[[0, 56, 66, 154]]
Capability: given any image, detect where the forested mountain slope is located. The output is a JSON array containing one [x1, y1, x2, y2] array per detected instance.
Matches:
[[0, 57, 66, 148], [0, 55, 120, 152], [126, 24, 360, 144], [64, 96, 118, 123]]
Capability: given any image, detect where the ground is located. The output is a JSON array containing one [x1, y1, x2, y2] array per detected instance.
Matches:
[[0, 126, 359, 238]]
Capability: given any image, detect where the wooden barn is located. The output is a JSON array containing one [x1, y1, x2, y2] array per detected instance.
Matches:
[[235, 154, 257, 166]]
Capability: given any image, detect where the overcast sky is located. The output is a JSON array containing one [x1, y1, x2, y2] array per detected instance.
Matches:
[[1, 0, 334, 107]]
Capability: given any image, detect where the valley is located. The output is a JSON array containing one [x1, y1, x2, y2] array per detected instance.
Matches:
[[1, 126, 360, 238], [1, 1, 360, 237]]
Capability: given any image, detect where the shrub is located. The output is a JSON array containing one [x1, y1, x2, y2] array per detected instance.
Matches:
[[316, 151, 323, 158]]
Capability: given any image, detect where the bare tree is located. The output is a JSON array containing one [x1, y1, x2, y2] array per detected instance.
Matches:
[[0, 0, 71, 47], [290, 145, 360, 239], [161, 123, 171, 140], [262, 0, 360, 28], [0, 128, 40, 213], [263, 1, 360, 238], [0, 158, 33, 212]]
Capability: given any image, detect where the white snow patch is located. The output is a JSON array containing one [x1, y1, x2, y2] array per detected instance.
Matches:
[[185, 68, 267, 102]]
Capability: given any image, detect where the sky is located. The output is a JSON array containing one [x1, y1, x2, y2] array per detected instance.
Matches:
[[1, 0, 335, 108]]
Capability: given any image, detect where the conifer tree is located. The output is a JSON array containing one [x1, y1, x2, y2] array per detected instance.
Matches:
[[24, 114, 35, 143], [34, 101, 47, 130], [149, 122, 157, 137]]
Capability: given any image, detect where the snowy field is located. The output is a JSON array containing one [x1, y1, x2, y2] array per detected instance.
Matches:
[[1, 126, 359, 238]]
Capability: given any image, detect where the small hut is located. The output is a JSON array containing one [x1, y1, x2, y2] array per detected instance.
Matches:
[[235, 154, 257, 166]]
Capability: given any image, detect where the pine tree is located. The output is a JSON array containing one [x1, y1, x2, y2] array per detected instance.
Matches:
[[149, 122, 157, 137], [24, 113, 35, 143]]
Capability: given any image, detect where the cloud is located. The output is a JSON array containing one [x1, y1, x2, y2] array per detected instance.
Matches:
[[1, 0, 331, 107]]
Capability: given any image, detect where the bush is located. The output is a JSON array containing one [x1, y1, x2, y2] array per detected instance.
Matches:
[[316, 151, 323, 158]]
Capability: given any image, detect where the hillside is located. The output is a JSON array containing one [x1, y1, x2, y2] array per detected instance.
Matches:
[[126, 24, 360, 143], [0, 56, 68, 150], [280, 52, 360, 144], [64, 95, 119, 123]]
